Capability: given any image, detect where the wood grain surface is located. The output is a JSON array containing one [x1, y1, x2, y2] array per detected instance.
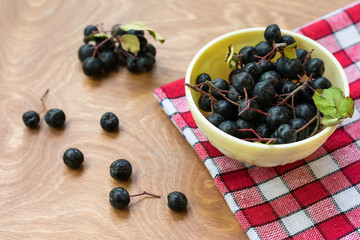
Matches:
[[0, 0, 355, 239]]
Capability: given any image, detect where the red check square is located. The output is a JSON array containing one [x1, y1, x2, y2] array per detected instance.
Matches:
[[270, 194, 301, 217], [243, 203, 277, 226], [301, 20, 333, 39], [333, 50, 353, 68], [323, 128, 353, 152], [320, 171, 351, 195], [221, 170, 254, 191], [293, 181, 328, 207], [247, 167, 278, 184], [350, 80, 360, 99], [318, 215, 354, 240], [307, 198, 340, 222], [346, 3, 360, 22], [342, 161, 360, 184], [283, 166, 314, 190], [257, 221, 288, 239]]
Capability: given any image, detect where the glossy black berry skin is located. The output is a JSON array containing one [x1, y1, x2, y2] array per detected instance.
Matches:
[[137, 36, 148, 54], [296, 49, 311, 63], [258, 71, 282, 92], [306, 58, 325, 78], [109, 187, 130, 209], [275, 57, 286, 77], [167, 191, 187, 211], [264, 24, 281, 43], [63, 148, 84, 169], [45, 108, 66, 128], [280, 35, 296, 46], [125, 56, 138, 73], [78, 44, 94, 62], [127, 29, 145, 36], [258, 60, 275, 72], [289, 118, 309, 141], [255, 41, 273, 57], [239, 46, 258, 64], [22, 110, 40, 129], [110, 159, 132, 180], [206, 113, 225, 127], [235, 118, 256, 139], [232, 72, 254, 96], [312, 77, 332, 90], [111, 24, 127, 36], [238, 99, 261, 120], [243, 62, 263, 81], [273, 124, 297, 144], [295, 103, 317, 122], [198, 95, 211, 112], [211, 78, 229, 99], [266, 106, 290, 130], [82, 57, 104, 77], [84, 25, 98, 37], [283, 58, 303, 79], [256, 123, 272, 138], [226, 86, 241, 102], [100, 50, 119, 70], [196, 73, 211, 92], [218, 120, 238, 137], [100, 112, 119, 132], [214, 99, 237, 120], [137, 53, 155, 72], [146, 43, 156, 57], [252, 81, 275, 105]]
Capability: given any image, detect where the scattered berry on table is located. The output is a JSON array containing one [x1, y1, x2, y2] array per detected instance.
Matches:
[[100, 112, 119, 132], [22, 110, 40, 129], [110, 159, 132, 180], [167, 191, 188, 211], [109, 187, 130, 209], [45, 108, 66, 128], [63, 148, 84, 169]]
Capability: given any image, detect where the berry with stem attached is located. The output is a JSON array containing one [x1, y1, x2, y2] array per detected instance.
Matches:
[[109, 187, 160, 209]]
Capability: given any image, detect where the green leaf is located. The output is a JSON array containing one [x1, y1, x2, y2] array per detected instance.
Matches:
[[313, 87, 354, 126], [283, 43, 297, 59], [120, 34, 140, 54], [120, 21, 165, 43], [88, 32, 109, 41], [225, 45, 237, 69]]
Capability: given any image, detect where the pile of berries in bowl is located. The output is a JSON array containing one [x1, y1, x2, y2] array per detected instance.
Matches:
[[185, 24, 352, 167]]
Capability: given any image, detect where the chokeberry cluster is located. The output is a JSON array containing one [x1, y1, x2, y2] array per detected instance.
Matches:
[[79, 22, 164, 77], [187, 24, 335, 144]]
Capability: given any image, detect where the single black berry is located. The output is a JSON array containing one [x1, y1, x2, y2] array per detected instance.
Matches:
[[198, 95, 211, 112], [137, 36, 148, 54], [306, 58, 325, 78], [266, 106, 290, 130], [296, 48, 311, 63], [258, 71, 282, 92], [282, 58, 303, 79], [295, 103, 317, 122], [196, 73, 211, 92], [218, 120, 238, 137], [289, 118, 309, 141], [110, 159, 132, 180], [235, 118, 256, 139], [264, 24, 281, 43], [213, 99, 237, 120], [252, 81, 275, 105], [272, 124, 297, 144], [82, 57, 104, 77], [78, 44, 94, 62], [256, 123, 272, 138], [84, 25, 98, 37], [239, 46, 258, 64], [210, 78, 229, 99], [111, 24, 127, 36], [22, 110, 40, 129], [226, 85, 241, 102], [146, 43, 156, 56], [109, 187, 130, 209], [63, 148, 84, 169], [127, 29, 145, 36], [167, 191, 188, 211], [280, 35, 296, 46], [312, 77, 332, 90], [100, 112, 119, 132], [45, 108, 66, 128], [125, 56, 139, 73], [243, 62, 263, 81], [238, 99, 261, 120], [137, 53, 155, 72], [255, 41, 273, 57], [100, 50, 119, 71], [258, 59, 275, 72], [232, 72, 254, 96], [206, 113, 225, 127]]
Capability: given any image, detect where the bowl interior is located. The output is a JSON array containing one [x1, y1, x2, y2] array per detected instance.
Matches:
[[185, 28, 349, 166]]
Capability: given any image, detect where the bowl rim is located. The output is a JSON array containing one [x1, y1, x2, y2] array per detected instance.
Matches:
[[185, 27, 349, 150]]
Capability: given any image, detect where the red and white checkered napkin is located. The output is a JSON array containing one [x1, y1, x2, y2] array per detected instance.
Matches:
[[153, 2, 360, 239]]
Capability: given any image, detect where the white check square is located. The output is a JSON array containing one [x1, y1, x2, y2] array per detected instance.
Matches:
[[258, 177, 289, 201], [161, 98, 178, 116], [333, 187, 360, 212], [204, 159, 220, 178], [308, 155, 340, 179], [335, 25, 360, 49], [182, 127, 199, 146], [281, 210, 314, 236], [224, 192, 240, 213]]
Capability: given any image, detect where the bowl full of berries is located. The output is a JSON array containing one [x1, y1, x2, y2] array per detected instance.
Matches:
[[185, 25, 353, 167]]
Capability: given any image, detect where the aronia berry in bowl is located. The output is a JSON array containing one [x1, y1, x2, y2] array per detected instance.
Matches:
[[185, 25, 351, 167]]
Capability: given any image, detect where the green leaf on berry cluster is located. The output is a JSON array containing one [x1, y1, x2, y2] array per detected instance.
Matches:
[[120, 21, 165, 43], [88, 32, 109, 41], [313, 87, 354, 126], [120, 34, 140, 53], [283, 43, 297, 59], [225, 45, 237, 69]]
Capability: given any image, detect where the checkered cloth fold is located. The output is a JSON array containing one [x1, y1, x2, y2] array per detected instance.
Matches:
[[153, 2, 360, 239]]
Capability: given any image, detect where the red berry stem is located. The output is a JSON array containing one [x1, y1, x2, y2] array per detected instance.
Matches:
[[238, 88, 270, 117], [239, 128, 276, 144], [91, 37, 114, 58], [38, 89, 49, 114], [129, 191, 161, 198], [295, 110, 320, 133]]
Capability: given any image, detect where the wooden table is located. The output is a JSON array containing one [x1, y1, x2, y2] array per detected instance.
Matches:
[[0, 0, 355, 239]]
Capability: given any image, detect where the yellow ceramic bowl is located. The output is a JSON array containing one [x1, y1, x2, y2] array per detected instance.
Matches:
[[185, 28, 349, 167]]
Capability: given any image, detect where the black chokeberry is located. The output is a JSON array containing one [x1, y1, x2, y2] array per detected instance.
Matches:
[[283, 58, 303, 79], [78, 44, 94, 62], [63, 148, 84, 169], [127, 29, 145, 36], [306, 58, 325, 78], [45, 108, 66, 128], [312, 77, 332, 90], [258, 71, 282, 92], [295, 103, 317, 122], [296, 48, 311, 63], [239, 46, 258, 64], [256, 123, 272, 138], [266, 106, 290, 130], [22, 110, 40, 129], [280, 35, 296, 46], [196, 73, 211, 92], [146, 43, 156, 56], [198, 95, 211, 112], [110, 159, 132, 180], [289, 118, 309, 141], [125, 56, 139, 73], [226, 85, 241, 102], [84, 25, 98, 37], [137, 36, 148, 54], [238, 99, 261, 120], [255, 41, 273, 57], [206, 113, 225, 127], [82, 57, 104, 77], [232, 72, 254, 96], [252, 81, 275, 105], [218, 120, 238, 137], [167, 191, 188, 211], [258, 59, 275, 72], [235, 118, 256, 139], [210, 78, 229, 99], [111, 24, 127, 36], [100, 112, 119, 132], [137, 53, 155, 72], [100, 50, 119, 71], [213, 99, 237, 120], [109, 187, 130, 209], [243, 62, 263, 81], [272, 124, 297, 144], [264, 24, 281, 43]]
